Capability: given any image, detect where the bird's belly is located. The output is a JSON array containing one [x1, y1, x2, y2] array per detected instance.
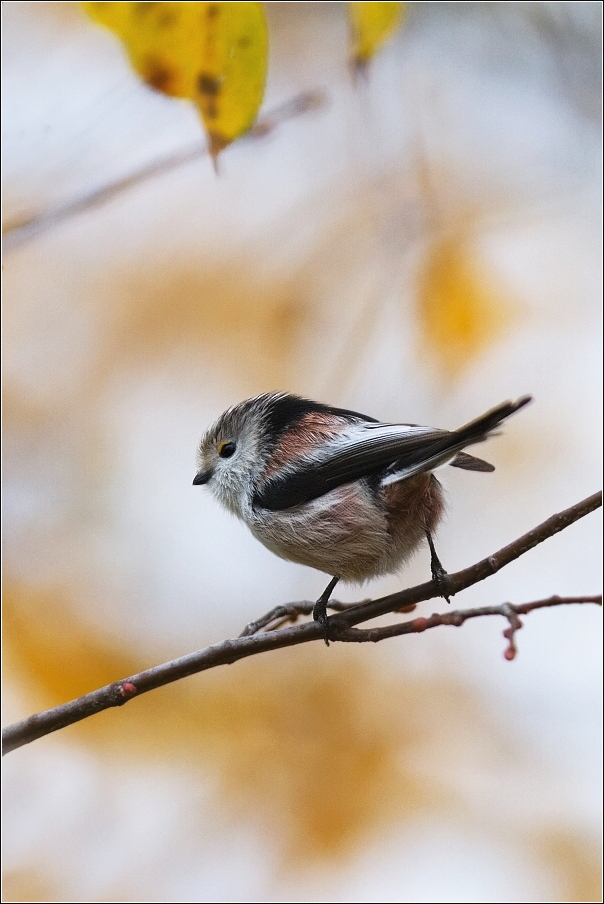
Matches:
[[249, 478, 442, 582], [382, 472, 444, 559], [250, 484, 388, 581]]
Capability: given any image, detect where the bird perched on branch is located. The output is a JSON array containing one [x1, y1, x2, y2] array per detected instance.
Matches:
[[194, 392, 531, 639]]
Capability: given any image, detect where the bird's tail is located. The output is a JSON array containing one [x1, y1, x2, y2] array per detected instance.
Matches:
[[427, 396, 532, 470], [383, 396, 532, 485], [454, 396, 532, 445]]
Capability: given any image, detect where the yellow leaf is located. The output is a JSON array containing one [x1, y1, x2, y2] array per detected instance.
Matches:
[[417, 233, 518, 379], [348, 2, 405, 68], [194, 2, 268, 158], [82, 2, 268, 158]]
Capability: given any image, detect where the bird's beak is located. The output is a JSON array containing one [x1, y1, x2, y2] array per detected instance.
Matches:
[[192, 469, 212, 486]]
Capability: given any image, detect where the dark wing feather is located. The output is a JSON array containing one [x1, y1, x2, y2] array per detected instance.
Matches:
[[450, 451, 495, 472], [253, 396, 531, 511], [254, 426, 438, 510]]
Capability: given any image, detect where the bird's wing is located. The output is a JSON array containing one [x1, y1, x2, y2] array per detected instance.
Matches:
[[253, 397, 530, 511]]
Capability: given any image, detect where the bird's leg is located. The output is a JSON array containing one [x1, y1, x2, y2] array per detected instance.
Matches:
[[425, 530, 451, 604], [313, 575, 339, 645]]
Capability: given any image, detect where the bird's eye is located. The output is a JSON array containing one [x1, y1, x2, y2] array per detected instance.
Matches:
[[218, 441, 236, 458]]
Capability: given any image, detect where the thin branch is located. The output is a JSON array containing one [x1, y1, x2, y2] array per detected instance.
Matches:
[[2, 492, 601, 755], [2, 89, 327, 250], [240, 599, 362, 636], [329, 596, 601, 658], [332, 490, 602, 627]]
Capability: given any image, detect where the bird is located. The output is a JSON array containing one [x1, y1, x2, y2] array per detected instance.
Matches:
[[193, 392, 531, 638]]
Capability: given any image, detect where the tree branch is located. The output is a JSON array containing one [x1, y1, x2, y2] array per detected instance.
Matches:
[[2, 89, 326, 249], [329, 596, 601, 656], [2, 492, 601, 755]]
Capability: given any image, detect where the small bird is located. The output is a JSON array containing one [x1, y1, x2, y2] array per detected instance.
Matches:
[[193, 392, 531, 637]]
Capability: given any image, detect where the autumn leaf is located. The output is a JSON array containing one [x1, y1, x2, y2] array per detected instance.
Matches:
[[82, 2, 268, 159], [417, 232, 518, 379], [348, 1, 406, 70]]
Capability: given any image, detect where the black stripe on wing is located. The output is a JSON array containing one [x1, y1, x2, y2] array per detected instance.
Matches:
[[253, 396, 531, 511], [253, 429, 446, 510]]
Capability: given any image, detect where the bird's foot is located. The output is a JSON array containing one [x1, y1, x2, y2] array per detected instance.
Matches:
[[431, 559, 451, 605], [313, 576, 339, 646], [426, 530, 451, 604]]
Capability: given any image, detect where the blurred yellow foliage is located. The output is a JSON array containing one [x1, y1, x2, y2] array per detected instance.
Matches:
[[418, 233, 517, 378], [535, 828, 603, 903], [5, 583, 600, 886], [3, 581, 136, 704], [3, 578, 443, 858], [4, 579, 599, 876], [82, 1, 268, 158], [1, 868, 62, 904], [348, 1, 406, 68]]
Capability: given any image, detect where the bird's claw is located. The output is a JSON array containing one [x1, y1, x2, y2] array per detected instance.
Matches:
[[312, 597, 331, 645], [313, 575, 339, 646], [431, 561, 452, 604], [426, 530, 452, 604]]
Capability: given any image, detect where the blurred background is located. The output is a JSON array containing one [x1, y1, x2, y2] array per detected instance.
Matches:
[[2, 2, 602, 901]]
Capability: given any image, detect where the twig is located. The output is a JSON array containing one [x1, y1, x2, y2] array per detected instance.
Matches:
[[2, 492, 601, 755], [2, 89, 327, 249], [328, 596, 601, 657], [240, 599, 362, 636], [332, 491, 602, 627]]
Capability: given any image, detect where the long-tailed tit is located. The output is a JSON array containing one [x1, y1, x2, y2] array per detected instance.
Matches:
[[194, 393, 531, 636]]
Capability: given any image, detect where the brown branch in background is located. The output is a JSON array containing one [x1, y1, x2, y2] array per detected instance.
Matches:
[[2, 89, 326, 250], [2, 492, 601, 755]]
